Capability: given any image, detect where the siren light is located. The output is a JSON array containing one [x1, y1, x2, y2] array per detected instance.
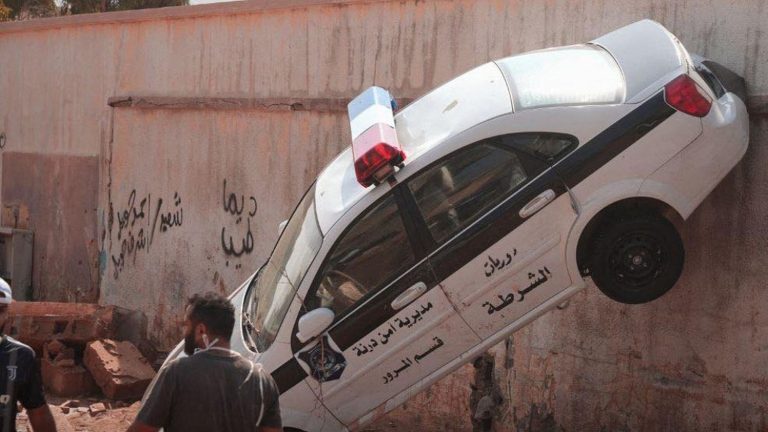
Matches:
[[348, 86, 405, 187]]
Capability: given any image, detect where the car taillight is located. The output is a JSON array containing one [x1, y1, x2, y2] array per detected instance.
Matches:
[[348, 86, 405, 187], [664, 74, 712, 117]]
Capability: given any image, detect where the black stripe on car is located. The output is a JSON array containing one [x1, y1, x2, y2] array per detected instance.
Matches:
[[272, 90, 674, 395], [271, 358, 308, 394]]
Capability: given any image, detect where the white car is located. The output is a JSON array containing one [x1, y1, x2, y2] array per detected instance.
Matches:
[[156, 19, 749, 431]]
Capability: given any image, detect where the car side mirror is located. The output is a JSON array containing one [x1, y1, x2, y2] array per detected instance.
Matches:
[[277, 219, 288, 235], [296, 308, 335, 343]]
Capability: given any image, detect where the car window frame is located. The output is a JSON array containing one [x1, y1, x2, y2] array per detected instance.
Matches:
[[401, 135, 552, 254], [298, 187, 427, 329], [499, 132, 579, 165]]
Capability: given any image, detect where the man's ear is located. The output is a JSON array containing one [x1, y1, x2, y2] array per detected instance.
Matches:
[[195, 321, 209, 339]]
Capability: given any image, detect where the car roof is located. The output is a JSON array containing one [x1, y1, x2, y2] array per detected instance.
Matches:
[[314, 19, 685, 235], [315, 61, 512, 234]]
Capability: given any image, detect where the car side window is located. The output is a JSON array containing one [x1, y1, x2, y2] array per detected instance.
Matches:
[[505, 133, 576, 162], [408, 142, 529, 244], [307, 194, 416, 316]]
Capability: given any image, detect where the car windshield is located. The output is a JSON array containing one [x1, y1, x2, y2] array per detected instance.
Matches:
[[248, 184, 323, 352]]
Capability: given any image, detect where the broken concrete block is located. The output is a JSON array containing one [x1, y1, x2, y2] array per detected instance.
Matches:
[[4, 302, 119, 353], [52, 345, 76, 367], [46, 340, 66, 357], [41, 341, 98, 397], [41, 357, 98, 397], [61, 399, 80, 408], [89, 402, 107, 415], [84, 339, 155, 400]]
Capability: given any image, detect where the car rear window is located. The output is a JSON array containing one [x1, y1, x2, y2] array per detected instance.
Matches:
[[496, 45, 625, 110], [408, 143, 528, 244]]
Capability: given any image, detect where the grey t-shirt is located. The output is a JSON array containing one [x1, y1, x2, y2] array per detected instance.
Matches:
[[138, 349, 281, 431]]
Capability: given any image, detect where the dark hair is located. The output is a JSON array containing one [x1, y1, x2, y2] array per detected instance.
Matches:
[[186, 292, 236, 340]]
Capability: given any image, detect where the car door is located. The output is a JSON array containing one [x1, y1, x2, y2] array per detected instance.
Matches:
[[293, 190, 479, 425], [405, 134, 579, 340]]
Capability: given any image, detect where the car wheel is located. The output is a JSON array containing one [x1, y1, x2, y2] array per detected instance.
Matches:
[[589, 213, 684, 304]]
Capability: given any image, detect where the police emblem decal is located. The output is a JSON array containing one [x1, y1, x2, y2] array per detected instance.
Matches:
[[297, 335, 347, 382]]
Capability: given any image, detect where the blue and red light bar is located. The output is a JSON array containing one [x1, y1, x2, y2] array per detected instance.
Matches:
[[348, 86, 405, 187]]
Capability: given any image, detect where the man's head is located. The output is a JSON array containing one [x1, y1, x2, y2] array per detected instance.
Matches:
[[183, 292, 235, 356], [0, 278, 12, 332]]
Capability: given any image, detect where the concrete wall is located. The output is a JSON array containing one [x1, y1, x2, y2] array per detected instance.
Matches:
[[1, 0, 768, 430]]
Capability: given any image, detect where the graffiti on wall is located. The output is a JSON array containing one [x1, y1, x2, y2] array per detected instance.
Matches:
[[109, 189, 184, 279], [220, 179, 257, 269], [0, 132, 6, 150]]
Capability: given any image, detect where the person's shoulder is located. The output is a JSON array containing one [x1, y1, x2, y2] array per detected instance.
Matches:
[[236, 357, 278, 389], [2, 336, 36, 359]]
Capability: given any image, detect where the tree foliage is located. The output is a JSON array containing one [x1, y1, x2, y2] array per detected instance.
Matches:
[[1, 0, 56, 20], [0, 0, 186, 20], [0, 0, 12, 21], [60, 0, 186, 15]]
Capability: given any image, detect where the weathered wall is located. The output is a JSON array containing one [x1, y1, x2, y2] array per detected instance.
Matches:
[[1, 0, 768, 430]]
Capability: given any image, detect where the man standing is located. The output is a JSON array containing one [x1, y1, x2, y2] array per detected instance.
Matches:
[[127, 292, 282, 432], [0, 277, 56, 432]]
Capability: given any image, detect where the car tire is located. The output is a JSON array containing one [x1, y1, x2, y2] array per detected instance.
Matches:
[[588, 212, 684, 304]]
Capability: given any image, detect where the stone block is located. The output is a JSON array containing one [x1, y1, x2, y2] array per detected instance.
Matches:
[[41, 357, 98, 397], [89, 402, 107, 415], [41, 340, 98, 397], [3, 302, 119, 353], [83, 339, 155, 400]]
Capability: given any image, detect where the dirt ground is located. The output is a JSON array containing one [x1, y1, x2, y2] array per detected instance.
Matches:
[[16, 363, 473, 432], [16, 397, 140, 432], [15, 398, 462, 432]]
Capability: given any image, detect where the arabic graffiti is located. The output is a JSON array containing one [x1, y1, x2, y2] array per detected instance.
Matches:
[[109, 189, 184, 279], [220, 179, 258, 269], [484, 249, 518, 278], [482, 266, 552, 315], [382, 336, 445, 384], [352, 301, 434, 357]]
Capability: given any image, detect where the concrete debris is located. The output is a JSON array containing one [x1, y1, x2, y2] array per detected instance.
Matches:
[[84, 339, 155, 400], [41, 341, 98, 397], [61, 399, 80, 408], [89, 402, 107, 415], [46, 340, 66, 358], [4, 302, 118, 353], [2, 302, 149, 359]]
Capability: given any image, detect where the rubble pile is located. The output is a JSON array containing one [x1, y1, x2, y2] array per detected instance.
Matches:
[[4, 301, 157, 401], [41, 340, 98, 397], [16, 399, 142, 432]]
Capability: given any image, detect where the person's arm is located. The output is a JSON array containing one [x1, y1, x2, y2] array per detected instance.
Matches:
[[17, 351, 55, 432], [126, 420, 160, 432], [27, 404, 56, 432]]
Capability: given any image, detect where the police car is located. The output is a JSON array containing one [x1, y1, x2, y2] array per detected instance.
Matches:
[[158, 20, 749, 431]]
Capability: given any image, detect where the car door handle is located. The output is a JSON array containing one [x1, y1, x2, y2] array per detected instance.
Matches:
[[519, 189, 556, 219], [391, 282, 427, 310]]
